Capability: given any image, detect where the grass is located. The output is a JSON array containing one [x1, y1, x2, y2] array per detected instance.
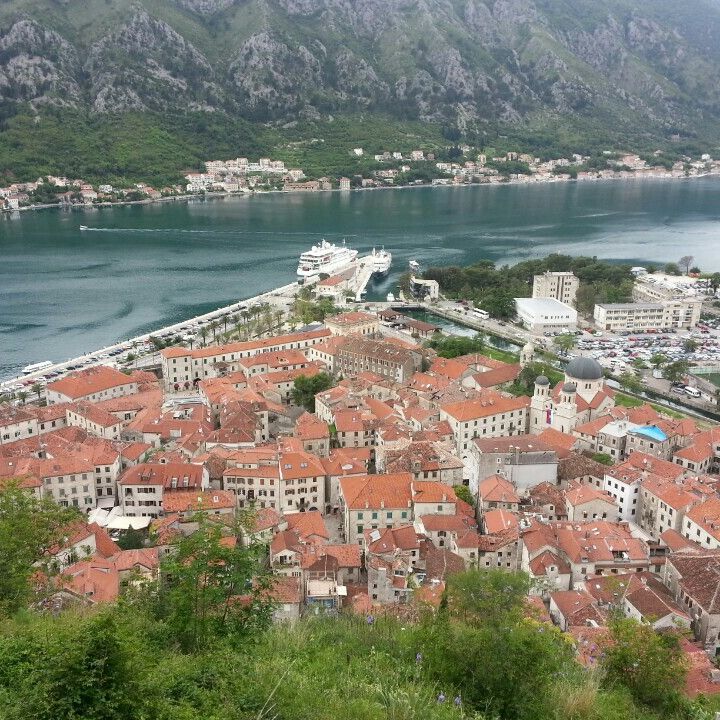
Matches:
[[699, 372, 720, 389], [483, 345, 519, 364]]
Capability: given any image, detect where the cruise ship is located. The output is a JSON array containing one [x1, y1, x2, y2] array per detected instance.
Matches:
[[370, 247, 392, 277], [296, 239, 358, 279]]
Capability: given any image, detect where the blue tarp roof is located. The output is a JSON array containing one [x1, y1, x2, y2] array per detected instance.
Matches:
[[632, 425, 668, 442]]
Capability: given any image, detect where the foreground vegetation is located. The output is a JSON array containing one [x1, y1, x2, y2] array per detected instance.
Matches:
[[0, 564, 714, 720], [0, 487, 715, 720]]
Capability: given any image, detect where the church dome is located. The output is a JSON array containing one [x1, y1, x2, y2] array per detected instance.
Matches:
[[535, 375, 549, 386], [563, 382, 577, 393], [565, 356, 603, 381]]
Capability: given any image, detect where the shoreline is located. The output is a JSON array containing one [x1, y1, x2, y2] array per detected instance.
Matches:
[[6, 168, 719, 217]]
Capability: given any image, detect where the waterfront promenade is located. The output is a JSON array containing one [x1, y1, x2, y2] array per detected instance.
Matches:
[[0, 253, 381, 394]]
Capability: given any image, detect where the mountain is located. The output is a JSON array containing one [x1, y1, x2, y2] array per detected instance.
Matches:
[[1, 0, 720, 180]]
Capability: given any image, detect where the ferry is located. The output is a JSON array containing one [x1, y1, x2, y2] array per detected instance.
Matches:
[[297, 239, 358, 279], [370, 247, 392, 277], [22, 360, 53, 375]]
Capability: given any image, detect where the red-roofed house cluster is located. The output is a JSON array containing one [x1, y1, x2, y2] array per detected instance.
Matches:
[[5, 312, 720, 687]]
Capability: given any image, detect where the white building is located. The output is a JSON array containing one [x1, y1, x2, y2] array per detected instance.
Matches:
[[593, 299, 702, 332], [532, 271, 579, 306], [515, 298, 577, 334]]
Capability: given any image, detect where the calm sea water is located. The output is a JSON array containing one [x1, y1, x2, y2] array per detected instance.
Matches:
[[1, 178, 720, 379]]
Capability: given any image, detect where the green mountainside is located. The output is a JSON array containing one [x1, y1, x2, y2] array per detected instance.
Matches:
[[2, 0, 720, 182]]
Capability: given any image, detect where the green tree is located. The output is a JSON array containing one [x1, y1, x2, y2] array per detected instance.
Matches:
[[664, 262, 681, 275], [575, 284, 598, 315], [156, 518, 272, 653], [664, 359, 690, 383], [592, 452, 614, 466], [684, 338, 698, 353], [17, 390, 27, 405], [427, 333, 484, 358], [291, 372, 334, 412], [602, 617, 687, 712], [421, 570, 574, 720], [553, 333, 576, 353], [480, 287, 516, 320], [0, 483, 80, 616], [31, 382, 43, 402], [650, 352, 668, 369], [618, 371, 643, 394], [3, 611, 139, 720], [208, 320, 219, 342], [452, 484, 476, 508], [678, 255, 694, 275], [199, 325, 208, 347]]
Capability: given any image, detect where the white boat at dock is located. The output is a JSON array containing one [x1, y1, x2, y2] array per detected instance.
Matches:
[[297, 239, 358, 279], [370, 247, 392, 276]]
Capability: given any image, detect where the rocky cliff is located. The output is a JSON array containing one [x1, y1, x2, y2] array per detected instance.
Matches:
[[1, 0, 720, 139]]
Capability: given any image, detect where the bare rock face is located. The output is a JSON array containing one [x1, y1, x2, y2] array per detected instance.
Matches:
[[0, 19, 81, 108], [1, 0, 720, 135], [84, 10, 221, 113]]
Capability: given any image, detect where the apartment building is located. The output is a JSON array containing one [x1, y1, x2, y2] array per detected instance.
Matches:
[[532, 271, 579, 306], [119, 462, 209, 518], [439, 392, 530, 459], [46, 366, 139, 405], [334, 337, 420, 383], [593, 299, 702, 332], [160, 328, 331, 390]]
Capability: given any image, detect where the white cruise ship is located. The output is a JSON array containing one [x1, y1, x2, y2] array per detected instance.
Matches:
[[296, 239, 358, 279], [370, 247, 392, 277]]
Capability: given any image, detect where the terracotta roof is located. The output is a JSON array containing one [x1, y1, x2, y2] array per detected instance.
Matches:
[[484, 508, 519, 534], [550, 590, 606, 627], [441, 392, 529, 422], [565, 482, 617, 509], [424, 546, 465, 580], [109, 548, 159, 572], [162, 490, 235, 513], [529, 549, 570, 576], [558, 453, 609, 482], [285, 510, 329, 541], [339, 473, 413, 510], [478, 474, 520, 504], [294, 412, 330, 440], [119, 462, 205, 488], [668, 550, 720, 613], [367, 525, 421, 554], [685, 497, 720, 542], [58, 557, 120, 603], [47, 366, 136, 400]]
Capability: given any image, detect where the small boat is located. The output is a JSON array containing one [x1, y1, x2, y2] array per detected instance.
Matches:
[[386, 292, 396, 302], [79, 225, 88, 231], [408, 259, 421, 273]]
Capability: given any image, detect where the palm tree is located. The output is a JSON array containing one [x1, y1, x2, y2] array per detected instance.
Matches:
[[222, 314, 230, 334], [199, 326, 208, 347], [18, 390, 28, 405], [31, 382, 43, 402], [274, 309, 284, 331], [241, 309, 250, 327], [209, 320, 219, 342]]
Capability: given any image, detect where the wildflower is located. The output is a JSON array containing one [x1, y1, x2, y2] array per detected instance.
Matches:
[[416, 652, 423, 663], [454, 696, 462, 706], [367, 615, 375, 625], [437, 693, 446, 703]]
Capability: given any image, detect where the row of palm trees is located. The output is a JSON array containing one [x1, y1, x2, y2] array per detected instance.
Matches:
[[188, 304, 293, 349]]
